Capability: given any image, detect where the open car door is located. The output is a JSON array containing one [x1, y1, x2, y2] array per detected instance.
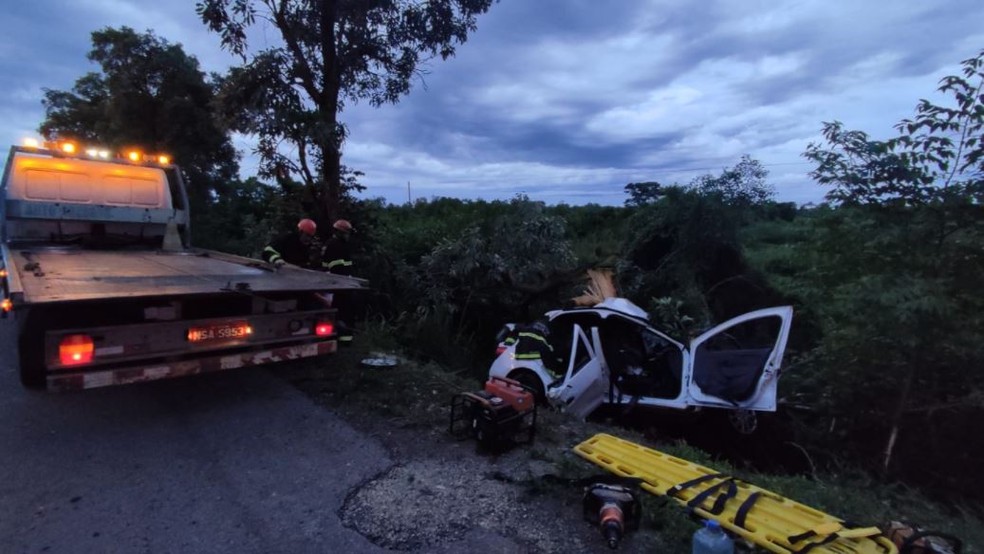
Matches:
[[547, 324, 609, 419], [685, 306, 793, 411]]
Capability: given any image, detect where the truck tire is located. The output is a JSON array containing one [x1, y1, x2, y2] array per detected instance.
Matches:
[[17, 313, 46, 390], [18, 345, 45, 390]]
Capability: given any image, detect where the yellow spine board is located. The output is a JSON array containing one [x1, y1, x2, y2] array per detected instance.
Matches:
[[574, 434, 897, 554]]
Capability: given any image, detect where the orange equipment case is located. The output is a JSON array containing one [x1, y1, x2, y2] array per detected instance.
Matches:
[[484, 375, 535, 412]]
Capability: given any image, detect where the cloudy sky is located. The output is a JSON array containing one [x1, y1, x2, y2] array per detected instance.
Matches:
[[2, 1, 982, 206]]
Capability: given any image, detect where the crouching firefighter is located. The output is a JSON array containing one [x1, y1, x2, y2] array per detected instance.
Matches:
[[510, 320, 563, 379], [263, 218, 321, 269]]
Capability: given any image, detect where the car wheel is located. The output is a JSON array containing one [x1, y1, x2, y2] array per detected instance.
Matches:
[[509, 369, 545, 405], [728, 409, 758, 434]]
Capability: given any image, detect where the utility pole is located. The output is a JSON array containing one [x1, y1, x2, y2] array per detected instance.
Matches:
[[407, 181, 412, 204]]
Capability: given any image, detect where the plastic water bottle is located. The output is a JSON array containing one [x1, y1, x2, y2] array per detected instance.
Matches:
[[692, 520, 734, 554]]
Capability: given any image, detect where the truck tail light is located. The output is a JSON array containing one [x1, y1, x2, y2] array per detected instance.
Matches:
[[315, 322, 334, 337], [60, 334, 94, 366]]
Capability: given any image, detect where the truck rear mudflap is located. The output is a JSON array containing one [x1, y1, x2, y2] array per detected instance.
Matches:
[[47, 340, 336, 392]]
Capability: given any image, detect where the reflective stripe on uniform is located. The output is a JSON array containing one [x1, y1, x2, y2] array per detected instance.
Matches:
[[325, 259, 353, 269], [515, 353, 542, 360], [518, 332, 548, 343], [263, 246, 283, 263], [518, 332, 552, 349]]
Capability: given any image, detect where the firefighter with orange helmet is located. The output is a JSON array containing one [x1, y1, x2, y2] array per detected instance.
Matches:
[[320, 219, 355, 275], [262, 218, 321, 268], [318, 219, 358, 345]]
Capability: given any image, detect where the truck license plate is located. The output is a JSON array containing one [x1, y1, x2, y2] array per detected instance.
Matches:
[[187, 321, 252, 343]]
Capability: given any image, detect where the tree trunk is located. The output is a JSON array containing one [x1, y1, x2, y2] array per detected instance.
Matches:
[[318, 0, 342, 223], [882, 360, 917, 475]]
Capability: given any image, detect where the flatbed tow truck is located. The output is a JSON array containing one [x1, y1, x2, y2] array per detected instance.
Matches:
[[0, 141, 363, 391]]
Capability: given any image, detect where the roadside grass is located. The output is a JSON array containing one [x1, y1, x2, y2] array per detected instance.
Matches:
[[279, 337, 982, 553]]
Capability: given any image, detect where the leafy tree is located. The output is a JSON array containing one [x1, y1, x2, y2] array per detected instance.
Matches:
[[202, 177, 284, 255], [798, 49, 984, 475], [624, 181, 665, 207], [690, 154, 774, 207], [40, 27, 239, 209], [805, 50, 983, 207], [613, 157, 783, 335], [372, 197, 514, 265], [617, 186, 760, 326], [196, 0, 495, 223], [547, 203, 633, 266], [339, 195, 585, 368], [414, 198, 577, 321]]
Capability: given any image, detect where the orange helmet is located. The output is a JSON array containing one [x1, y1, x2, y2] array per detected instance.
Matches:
[[332, 219, 353, 232], [297, 218, 317, 236]]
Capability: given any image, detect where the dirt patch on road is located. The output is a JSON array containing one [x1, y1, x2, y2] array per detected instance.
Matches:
[[278, 348, 682, 552], [342, 459, 553, 551]]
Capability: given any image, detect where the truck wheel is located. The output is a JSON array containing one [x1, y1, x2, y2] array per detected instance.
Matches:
[[509, 369, 545, 405], [18, 318, 46, 390], [18, 350, 45, 390]]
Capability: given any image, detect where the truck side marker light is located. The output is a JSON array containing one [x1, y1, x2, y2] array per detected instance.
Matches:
[[1, 298, 12, 312], [60, 334, 94, 365], [315, 322, 334, 337]]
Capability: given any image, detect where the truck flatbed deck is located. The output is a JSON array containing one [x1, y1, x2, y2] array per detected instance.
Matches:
[[5, 246, 361, 304]]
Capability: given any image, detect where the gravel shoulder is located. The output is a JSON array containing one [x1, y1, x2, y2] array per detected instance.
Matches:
[[278, 347, 679, 553]]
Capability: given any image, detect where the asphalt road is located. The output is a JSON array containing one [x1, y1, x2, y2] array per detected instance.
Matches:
[[0, 318, 392, 554]]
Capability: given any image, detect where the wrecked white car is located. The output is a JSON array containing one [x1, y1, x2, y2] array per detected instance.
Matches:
[[489, 298, 792, 433]]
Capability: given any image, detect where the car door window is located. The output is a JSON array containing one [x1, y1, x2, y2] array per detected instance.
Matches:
[[598, 316, 646, 377], [692, 315, 781, 403], [551, 313, 601, 377], [640, 328, 684, 399]]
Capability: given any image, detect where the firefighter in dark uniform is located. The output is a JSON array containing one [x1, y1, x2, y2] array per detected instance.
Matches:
[[320, 219, 354, 275], [263, 218, 320, 268], [510, 319, 562, 378], [320, 219, 357, 344]]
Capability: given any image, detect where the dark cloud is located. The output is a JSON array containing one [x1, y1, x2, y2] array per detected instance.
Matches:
[[470, 0, 648, 44], [3, 0, 983, 206]]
